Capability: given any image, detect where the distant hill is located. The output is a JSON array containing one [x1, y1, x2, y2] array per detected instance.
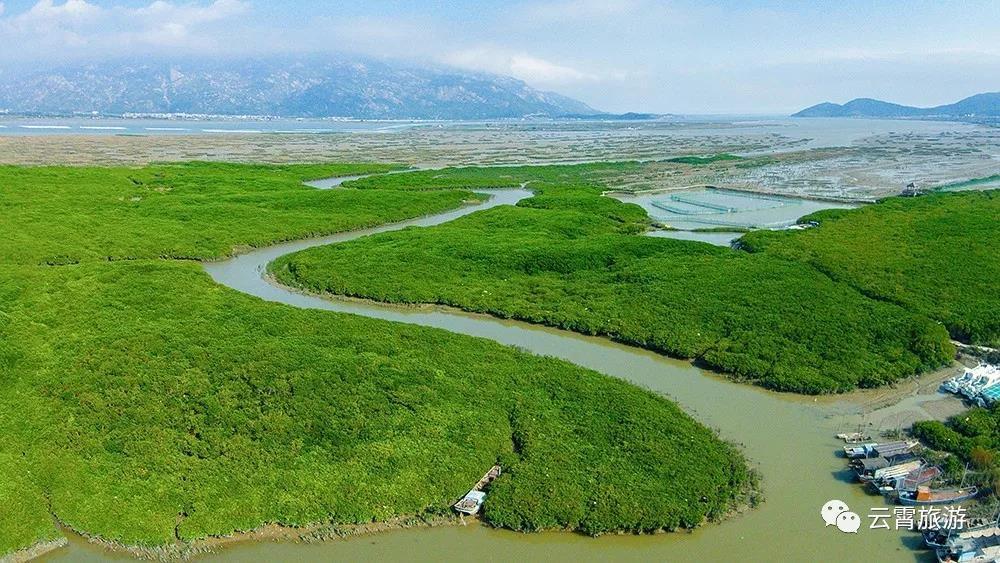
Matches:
[[792, 92, 1000, 120], [0, 56, 599, 120]]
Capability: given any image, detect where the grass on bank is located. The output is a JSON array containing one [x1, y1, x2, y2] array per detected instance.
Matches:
[[0, 162, 486, 265], [742, 190, 999, 347], [0, 162, 754, 556], [274, 164, 960, 394]]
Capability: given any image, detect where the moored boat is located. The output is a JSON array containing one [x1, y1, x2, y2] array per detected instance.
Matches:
[[926, 524, 1000, 549], [454, 490, 487, 515], [844, 440, 918, 459], [936, 530, 1000, 562], [899, 485, 978, 506], [901, 465, 943, 490], [453, 464, 502, 516], [877, 464, 942, 494], [858, 458, 921, 483]]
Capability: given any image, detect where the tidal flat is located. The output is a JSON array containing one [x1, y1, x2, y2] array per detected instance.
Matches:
[[1, 117, 996, 200]]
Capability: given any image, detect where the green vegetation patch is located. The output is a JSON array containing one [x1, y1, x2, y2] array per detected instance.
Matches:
[[665, 154, 743, 165], [742, 190, 999, 346], [0, 162, 480, 264], [1, 261, 752, 548], [912, 405, 1000, 486], [274, 165, 954, 394], [0, 162, 753, 554]]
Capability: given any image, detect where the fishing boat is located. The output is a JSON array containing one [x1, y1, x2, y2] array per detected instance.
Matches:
[[938, 544, 1000, 563], [876, 464, 942, 494], [453, 490, 487, 515], [900, 465, 943, 490], [844, 440, 918, 459], [453, 464, 502, 516], [936, 529, 1000, 562], [858, 459, 921, 483], [899, 485, 978, 506], [925, 524, 1000, 549], [844, 442, 879, 458]]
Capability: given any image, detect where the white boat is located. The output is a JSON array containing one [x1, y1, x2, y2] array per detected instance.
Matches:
[[453, 490, 487, 515], [872, 460, 923, 483], [844, 442, 879, 458], [452, 464, 502, 516]]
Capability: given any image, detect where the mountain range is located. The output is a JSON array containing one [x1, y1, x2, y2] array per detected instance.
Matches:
[[792, 92, 1000, 120], [0, 56, 598, 120]]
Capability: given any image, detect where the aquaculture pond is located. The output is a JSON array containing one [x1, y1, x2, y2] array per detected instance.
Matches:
[[616, 187, 856, 229], [613, 187, 856, 245]]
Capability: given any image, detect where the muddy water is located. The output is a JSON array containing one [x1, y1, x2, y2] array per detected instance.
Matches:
[[43, 187, 959, 562], [302, 175, 369, 189], [647, 229, 744, 246]]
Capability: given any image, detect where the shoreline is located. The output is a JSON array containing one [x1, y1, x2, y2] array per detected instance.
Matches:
[[42, 512, 463, 561], [3, 538, 68, 563], [603, 184, 875, 205], [28, 473, 764, 562]]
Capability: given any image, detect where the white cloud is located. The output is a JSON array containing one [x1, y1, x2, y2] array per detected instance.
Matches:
[[133, 0, 246, 27], [0, 0, 250, 59], [444, 48, 598, 86], [508, 55, 595, 83], [22, 0, 100, 22], [522, 0, 642, 21]]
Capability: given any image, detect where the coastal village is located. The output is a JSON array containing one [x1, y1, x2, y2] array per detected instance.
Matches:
[[838, 361, 1000, 562]]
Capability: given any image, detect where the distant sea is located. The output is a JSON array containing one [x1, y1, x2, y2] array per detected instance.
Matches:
[[0, 117, 429, 136], [0, 116, 983, 152]]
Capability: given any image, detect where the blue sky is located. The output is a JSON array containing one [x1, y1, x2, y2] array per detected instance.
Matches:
[[0, 0, 997, 113]]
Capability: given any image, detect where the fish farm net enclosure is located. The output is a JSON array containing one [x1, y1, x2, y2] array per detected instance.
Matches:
[[630, 187, 854, 230]]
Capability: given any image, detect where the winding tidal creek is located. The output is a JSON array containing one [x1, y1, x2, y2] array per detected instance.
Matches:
[[42, 185, 960, 563]]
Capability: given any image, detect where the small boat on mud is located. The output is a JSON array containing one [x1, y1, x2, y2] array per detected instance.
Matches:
[[453, 464, 502, 516], [836, 431, 872, 444], [454, 490, 488, 515], [899, 485, 978, 506]]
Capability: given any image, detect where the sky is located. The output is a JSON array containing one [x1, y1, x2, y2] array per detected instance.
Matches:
[[0, 0, 997, 114]]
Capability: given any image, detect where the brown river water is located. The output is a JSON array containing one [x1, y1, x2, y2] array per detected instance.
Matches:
[[40, 186, 963, 563]]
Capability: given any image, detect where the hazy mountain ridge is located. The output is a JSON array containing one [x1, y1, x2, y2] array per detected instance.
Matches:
[[793, 92, 1000, 120], [0, 57, 598, 119]]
